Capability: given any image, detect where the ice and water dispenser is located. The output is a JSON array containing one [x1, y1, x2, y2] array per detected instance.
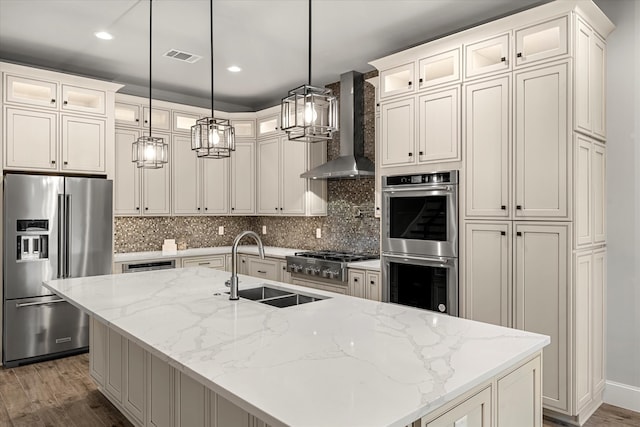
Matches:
[[16, 219, 49, 261]]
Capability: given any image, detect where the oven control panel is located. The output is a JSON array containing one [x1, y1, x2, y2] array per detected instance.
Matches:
[[384, 170, 458, 186]]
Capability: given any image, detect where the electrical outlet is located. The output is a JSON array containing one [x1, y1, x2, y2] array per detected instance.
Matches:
[[218, 226, 224, 235], [315, 228, 322, 239], [262, 225, 267, 235]]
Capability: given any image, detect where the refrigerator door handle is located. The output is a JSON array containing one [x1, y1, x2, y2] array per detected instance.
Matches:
[[16, 298, 66, 308], [57, 193, 65, 279], [64, 194, 71, 278]]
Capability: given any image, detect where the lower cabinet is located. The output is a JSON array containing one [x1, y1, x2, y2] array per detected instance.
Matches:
[[418, 354, 542, 427], [291, 277, 348, 295], [246, 256, 280, 281], [182, 255, 226, 271], [347, 269, 382, 301]]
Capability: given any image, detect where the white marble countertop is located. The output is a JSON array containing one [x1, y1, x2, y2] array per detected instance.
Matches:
[[347, 259, 381, 271], [44, 269, 548, 427], [113, 245, 300, 263]]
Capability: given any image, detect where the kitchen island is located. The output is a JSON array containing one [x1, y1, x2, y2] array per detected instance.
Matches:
[[44, 267, 549, 427]]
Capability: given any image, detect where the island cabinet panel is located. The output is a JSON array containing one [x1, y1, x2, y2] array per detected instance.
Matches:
[[89, 317, 107, 387], [182, 255, 226, 271], [423, 386, 492, 427], [175, 372, 206, 427], [124, 340, 146, 425], [497, 356, 542, 427], [105, 328, 124, 403], [147, 353, 174, 427], [211, 395, 250, 427]]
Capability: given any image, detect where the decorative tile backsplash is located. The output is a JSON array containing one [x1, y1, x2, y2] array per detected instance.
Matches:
[[114, 72, 380, 254]]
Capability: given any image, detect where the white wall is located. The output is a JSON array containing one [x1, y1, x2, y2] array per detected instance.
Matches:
[[594, 0, 640, 408]]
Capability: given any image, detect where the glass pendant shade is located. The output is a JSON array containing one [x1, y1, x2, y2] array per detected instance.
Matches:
[[132, 135, 168, 168], [281, 84, 338, 143], [191, 117, 235, 159]]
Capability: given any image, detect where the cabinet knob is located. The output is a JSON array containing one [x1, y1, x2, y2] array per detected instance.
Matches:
[[370, 280, 374, 285], [145, 207, 149, 210], [501, 205, 506, 210], [63, 161, 68, 165], [280, 207, 283, 211], [408, 81, 412, 86], [282, 266, 286, 270], [136, 207, 140, 210], [50, 99, 56, 104], [516, 205, 522, 210], [376, 207, 380, 210], [501, 231, 506, 236], [376, 103, 380, 107], [135, 118, 140, 122], [51, 160, 56, 165], [517, 52, 523, 58], [231, 207, 235, 211], [517, 231, 522, 236], [275, 207, 278, 211], [354, 278, 358, 282], [63, 100, 68, 105], [197, 207, 201, 211], [408, 152, 413, 157], [501, 57, 506, 62], [241, 259, 245, 263], [419, 151, 423, 156], [205, 207, 208, 211], [419, 78, 423, 83]]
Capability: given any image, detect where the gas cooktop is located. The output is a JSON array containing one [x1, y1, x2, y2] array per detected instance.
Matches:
[[286, 251, 379, 282]]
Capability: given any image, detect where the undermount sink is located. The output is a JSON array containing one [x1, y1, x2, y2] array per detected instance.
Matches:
[[236, 286, 327, 308]]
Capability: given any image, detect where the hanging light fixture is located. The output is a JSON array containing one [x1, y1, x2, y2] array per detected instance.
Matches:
[[280, 0, 338, 143], [191, 0, 235, 159], [132, 0, 169, 168]]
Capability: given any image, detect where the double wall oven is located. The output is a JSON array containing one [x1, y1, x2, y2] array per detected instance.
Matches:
[[382, 171, 458, 316]]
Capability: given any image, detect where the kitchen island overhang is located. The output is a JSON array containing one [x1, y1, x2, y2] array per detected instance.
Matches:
[[44, 267, 549, 427]]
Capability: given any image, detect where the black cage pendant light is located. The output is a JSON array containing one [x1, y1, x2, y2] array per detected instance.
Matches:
[[132, 0, 169, 168], [191, 0, 235, 158], [280, 0, 338, 143]]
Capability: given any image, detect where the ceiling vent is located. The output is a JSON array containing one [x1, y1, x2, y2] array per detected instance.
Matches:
[[163, 49, 202, 64]]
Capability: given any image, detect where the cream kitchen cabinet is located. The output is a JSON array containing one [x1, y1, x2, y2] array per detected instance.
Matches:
[[114, 128, 171, 216], [257, 136, 307, 215], [514, 61, 569, 219], [291, 277, 348, 295], [231, 119, 256, 139], [90, 316, 107, 387], [463, 222, 570, 413], [278, 260, 292, 284], [105, 328, 124, 403], [379, 62, 415, 99], [246, 256, 280, 281], [380, 85, 459, 168], [417, 85, 460, 163], [115, 102, 141, 127], [172, 134, 229, 215], [418, 48, 461, 90], [464, 33, 511, 80], [61, 114, 106, 173], [348, 269, 381, 301], [175, 371, 206, 427], [143, 106, 171, 132], [514, 16, 568, 68], [256, 113, 279, 138], [124, 339, 146, 425], [422, 386, 492, 427], [147, 352, 174, 427], [230, 141, 256, 215], [4, 107, 58, 170], [574, 135, 606, 248], [575, 17, 606, 141], [172, 110, 200, 134], [464, 76, 511, 218], [182, 255, 226, 270], [60, 85, 106, 115]]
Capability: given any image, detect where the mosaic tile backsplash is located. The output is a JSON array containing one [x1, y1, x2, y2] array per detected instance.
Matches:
[[114, 73, 380, 254]]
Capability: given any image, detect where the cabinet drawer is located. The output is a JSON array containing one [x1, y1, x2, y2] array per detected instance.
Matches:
[[422, 386, 492, 427], [182, 256, 225, 270], [246, 257, 279, 281]]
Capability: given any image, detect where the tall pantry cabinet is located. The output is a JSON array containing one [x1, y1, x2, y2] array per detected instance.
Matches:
[[370, 1, 613, 425]]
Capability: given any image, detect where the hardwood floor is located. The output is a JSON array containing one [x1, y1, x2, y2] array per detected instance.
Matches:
[[0, 353, 131, 427], [0, 353, 638, 427]]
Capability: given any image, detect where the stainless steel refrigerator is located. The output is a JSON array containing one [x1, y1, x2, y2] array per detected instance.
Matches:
[[3, 173, 112, 367]]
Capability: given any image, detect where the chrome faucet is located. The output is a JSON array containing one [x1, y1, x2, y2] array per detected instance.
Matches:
[[228, 231, 265, 300]]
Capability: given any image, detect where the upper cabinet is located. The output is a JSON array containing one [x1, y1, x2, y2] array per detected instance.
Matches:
[[231, 119, 256, 139], [2, 63, 122, 175], [257, 113, 280, 138], [379, 63, 415, 99], [514, 16, 568, 67], [464, 33, 511, 79], [418, 48, 461, 90], [172, 110, 200, 134]]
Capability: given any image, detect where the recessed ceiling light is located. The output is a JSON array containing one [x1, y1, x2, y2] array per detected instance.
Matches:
[[95, 31, 113, 40], [227, 65, 242, 73]]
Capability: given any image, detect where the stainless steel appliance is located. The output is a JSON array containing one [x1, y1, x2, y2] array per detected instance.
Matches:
[[286, 251, 379, 282], [3, 173, 113, 367], [121, 260, 176, 273], [382, 171, 459, 315]]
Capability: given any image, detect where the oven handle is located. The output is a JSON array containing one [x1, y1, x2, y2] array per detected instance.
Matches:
[[383, 253, 451, 266], [382, 185, 453, 193]]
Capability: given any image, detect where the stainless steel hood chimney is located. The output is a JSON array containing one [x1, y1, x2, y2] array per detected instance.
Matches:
[[300, 71, 375, 179]]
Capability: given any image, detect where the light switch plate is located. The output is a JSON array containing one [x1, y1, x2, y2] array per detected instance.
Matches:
[[262, 225, 267, 235], [218, 226, 224, 235], [315, 228, 322, 238]]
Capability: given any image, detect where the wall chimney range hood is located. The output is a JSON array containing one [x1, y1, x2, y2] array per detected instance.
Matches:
[[300, 71, 375, 179]]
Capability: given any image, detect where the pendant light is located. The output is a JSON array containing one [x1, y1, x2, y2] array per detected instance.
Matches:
[[132, 0, 169, 169], [280, 0, 338, 143], [191, 0, 235, 159]]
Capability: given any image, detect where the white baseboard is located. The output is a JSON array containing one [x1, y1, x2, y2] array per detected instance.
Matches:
[[604, 380, 640, 413]]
